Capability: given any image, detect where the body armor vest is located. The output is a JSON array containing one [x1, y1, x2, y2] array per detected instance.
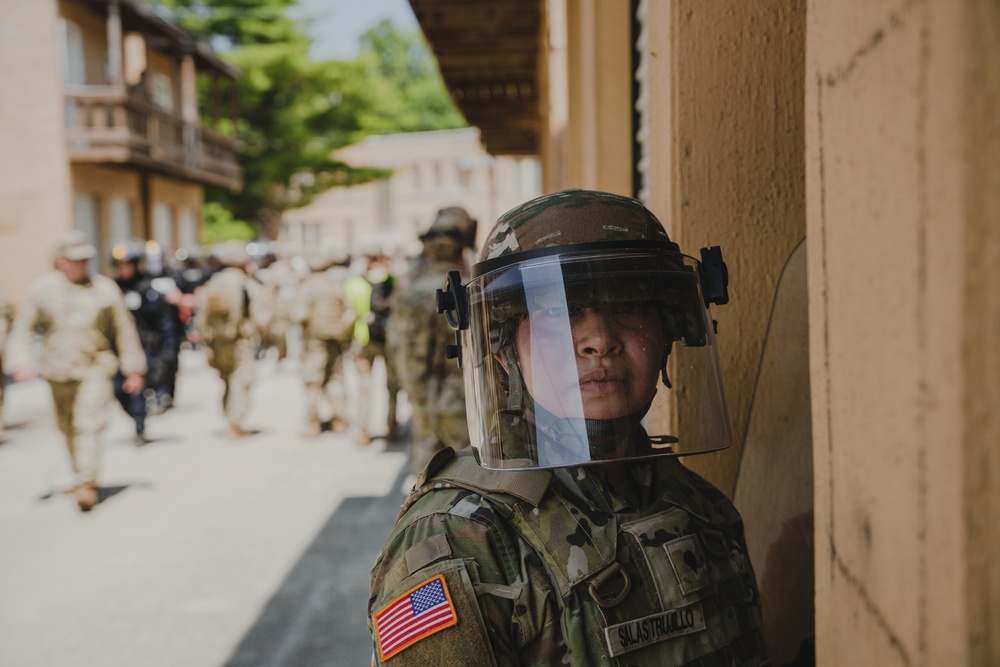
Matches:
[[401, 449, 769, 666]]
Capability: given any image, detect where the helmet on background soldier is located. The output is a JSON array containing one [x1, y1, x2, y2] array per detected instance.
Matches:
[[438, 189, 734, 470], [110, 239, 146, 265], [213, 240, 250, 269], [419, 207, 477, 261]]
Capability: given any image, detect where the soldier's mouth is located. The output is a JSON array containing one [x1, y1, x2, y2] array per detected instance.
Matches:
[[578, 369, 624, 395]]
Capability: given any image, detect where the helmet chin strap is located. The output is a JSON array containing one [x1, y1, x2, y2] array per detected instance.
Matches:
[[500, 345, 525, 411], [524, 390, 657, 458]]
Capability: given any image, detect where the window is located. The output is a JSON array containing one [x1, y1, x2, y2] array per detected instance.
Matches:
[[73, 194, 99, 273], [108, 198, 134, 244], [178, 209, 199, 250], [150, 72, 174, 111], [152, 203, 174, 250]]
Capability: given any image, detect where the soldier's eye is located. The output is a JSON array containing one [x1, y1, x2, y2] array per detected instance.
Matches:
[[614, 301, 648, 314]]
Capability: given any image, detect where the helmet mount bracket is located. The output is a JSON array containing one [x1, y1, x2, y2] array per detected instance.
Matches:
[[436, 269, 470, 368], [699, 246, 730, 306]]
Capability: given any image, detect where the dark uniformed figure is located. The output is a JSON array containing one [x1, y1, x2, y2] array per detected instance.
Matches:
[[368, 191, 768, 665], [111, 241, 180, 443]]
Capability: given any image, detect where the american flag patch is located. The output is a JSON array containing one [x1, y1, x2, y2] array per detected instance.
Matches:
[[375, 574, 458, 660]]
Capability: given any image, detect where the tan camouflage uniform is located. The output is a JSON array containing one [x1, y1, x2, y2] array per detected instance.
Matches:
[[291, 263, 354, 434], [258, 257, 300, 361], [195, 264, 264, 433], [388, 256, 470, 475], [6, 273, 146, 487]]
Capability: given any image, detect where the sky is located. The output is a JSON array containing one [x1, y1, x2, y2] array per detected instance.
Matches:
[[289, 0, 420, 61]]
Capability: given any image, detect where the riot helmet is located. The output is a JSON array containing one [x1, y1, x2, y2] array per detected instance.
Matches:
[[437, 190, 734, 470]]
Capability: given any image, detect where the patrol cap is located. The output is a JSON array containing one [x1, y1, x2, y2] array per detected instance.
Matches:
[[55, 230, 96, 261]]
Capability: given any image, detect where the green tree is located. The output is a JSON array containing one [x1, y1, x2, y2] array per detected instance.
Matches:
[[151, 0, 464, 239]]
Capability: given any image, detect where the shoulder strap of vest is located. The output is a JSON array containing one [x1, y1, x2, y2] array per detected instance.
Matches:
[[415, 448, 553, 508]]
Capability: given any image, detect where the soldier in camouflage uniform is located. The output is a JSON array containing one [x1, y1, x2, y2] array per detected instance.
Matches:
[[0, 290, 14, 439], [291, 248, 355, 436], [256, 246, 301, 362], [195, 240, 266, 438], [6, 232, 146, 511], [387, 207, 477, 476], [369, 191, 768, 665]]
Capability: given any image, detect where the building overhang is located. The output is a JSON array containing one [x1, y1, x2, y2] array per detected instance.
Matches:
[[408, 0, 542, 156]]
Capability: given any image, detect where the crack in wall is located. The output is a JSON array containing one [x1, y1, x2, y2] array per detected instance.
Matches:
[[824, 0, 925, 87], [834, 552, 913, 665], [816, 0, 932, 661]]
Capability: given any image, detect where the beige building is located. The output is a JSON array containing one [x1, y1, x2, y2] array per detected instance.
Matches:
[[410, 0, 999, 664], [0, 0, 240, 302], [280, 128, 541, 255]]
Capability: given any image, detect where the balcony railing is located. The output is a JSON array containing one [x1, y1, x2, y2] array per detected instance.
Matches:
[[64, 87, 242, 191]]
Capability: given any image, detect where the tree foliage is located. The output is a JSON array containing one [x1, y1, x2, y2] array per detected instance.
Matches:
[[150, 1, 464, 237]]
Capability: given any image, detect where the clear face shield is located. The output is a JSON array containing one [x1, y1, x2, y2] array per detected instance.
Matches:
[[446, 245, 734, 470]]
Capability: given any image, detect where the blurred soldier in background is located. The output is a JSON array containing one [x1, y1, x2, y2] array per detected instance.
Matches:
[[195, 240, 266, 438], [6, 231, 146, 511], [388, 207, 477, 477], [360, 247, 401, 441], [256, 245, 301, 363], [343, 261, 375, 445], [291, 247, 355, 436], [111, 241, 181, 444], [0, 290, 13, 440]]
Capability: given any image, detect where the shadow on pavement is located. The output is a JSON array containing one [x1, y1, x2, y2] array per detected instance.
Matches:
[[38, 483, 136, 503], [220, 460, 409, 667]]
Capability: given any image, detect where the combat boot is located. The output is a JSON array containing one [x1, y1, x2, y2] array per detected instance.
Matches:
[[228, 422, 251, 439], [74, 483, 99, 512], [305, 416, 322, 437]]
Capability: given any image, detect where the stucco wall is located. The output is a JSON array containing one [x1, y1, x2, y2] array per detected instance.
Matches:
[[639, 3, 811, 658], [665, 0, 807, 501], [963, 3, 1000, 661], [562, 0, 632, 195], [807, 0, 998, 663], [0, 0, 72, 303]]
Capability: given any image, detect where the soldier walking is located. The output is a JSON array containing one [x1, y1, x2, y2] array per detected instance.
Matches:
[[291, 248, 355, 436], [111, 241, 180, 443], [387, 207, 477, 478], [6, 231, 146, 511], [256, 246, 301, 363], [359, 248, 401, 440], [195, 240, 265, 438]]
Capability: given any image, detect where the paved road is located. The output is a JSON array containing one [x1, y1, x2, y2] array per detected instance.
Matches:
[[0, 350, 410, 667]]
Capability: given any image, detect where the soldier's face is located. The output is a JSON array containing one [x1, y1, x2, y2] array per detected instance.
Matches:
[[56, 256, 90, 284], [116, 262, 136, 280], [513, 302, 664, 420]]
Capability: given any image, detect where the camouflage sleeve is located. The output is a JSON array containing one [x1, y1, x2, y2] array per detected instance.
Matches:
[[192, 285, 208, 339], [111, 289, 147, 377], [289, 279, 311, 326], [4, 289, 42, 372], [369, 489, 566, 666]]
